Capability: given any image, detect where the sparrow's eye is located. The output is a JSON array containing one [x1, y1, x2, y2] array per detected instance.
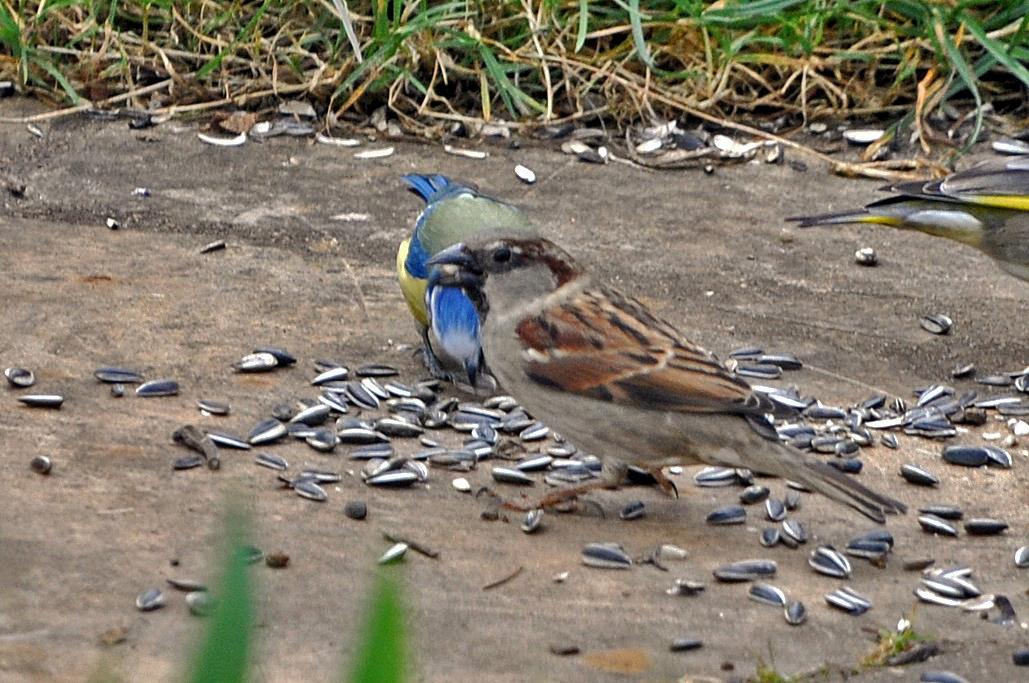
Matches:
[[491, 245, 512, 264]]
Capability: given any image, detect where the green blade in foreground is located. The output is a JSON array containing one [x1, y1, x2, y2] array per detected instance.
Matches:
[[187, 510, 253, 683], [346, 570, 405, 683]]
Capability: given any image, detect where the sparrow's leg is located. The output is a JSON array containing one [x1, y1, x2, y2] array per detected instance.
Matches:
[[650, 468, 679, 499], [495, 458, 628, 514]]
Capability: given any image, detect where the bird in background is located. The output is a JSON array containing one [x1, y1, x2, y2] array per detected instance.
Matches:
[[429, 233, 907, 523], [397, 174, 535, 391], [788, 155, 1029, 283]]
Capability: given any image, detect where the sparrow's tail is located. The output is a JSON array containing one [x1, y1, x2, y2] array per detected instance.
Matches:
[[782, 447, 907, 523]]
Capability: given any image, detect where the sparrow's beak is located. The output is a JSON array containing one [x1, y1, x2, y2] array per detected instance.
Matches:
[[427, 243, 483, 289]]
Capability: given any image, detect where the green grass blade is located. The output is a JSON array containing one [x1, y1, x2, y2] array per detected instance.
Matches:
[[626, 0, 654, 69], [934, 12, 983, 149], [575, 0, 589, 53], [346, 571, 405, 683], [187, 509, 253, 683], [961, 11, 1029, 89], [35, 55, 83, 104], [196, 0, 272, 81]]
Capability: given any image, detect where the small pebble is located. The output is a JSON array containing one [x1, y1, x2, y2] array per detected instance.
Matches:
[[344, 501, 368, 520], [265, 551, 290, 568]]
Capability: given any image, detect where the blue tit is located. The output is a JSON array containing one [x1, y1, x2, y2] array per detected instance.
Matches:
[[397, 174, 535, 388], [789, 156, 1029, 283]]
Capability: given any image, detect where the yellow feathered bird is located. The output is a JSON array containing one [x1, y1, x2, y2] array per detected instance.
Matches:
[[397, 174, 535, 389], [789, 156, 1029, 283]]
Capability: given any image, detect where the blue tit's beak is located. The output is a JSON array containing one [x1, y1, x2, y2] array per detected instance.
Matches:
[[427, 242, 473, 269], [427, 243, 483, 289]]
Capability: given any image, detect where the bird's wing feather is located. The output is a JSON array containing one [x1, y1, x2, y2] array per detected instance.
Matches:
[[514, 286, 771, 416]]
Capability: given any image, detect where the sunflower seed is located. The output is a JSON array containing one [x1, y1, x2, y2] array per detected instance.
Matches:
[[247, 419, 286, 446], [765, 498, 787, 522], [920, 314, 953, 335], [94, 367, 143, 383], [519, 422, 550, 441], [918, 514, 958, 537], [253, 452, 288, 471], [825, 586, 870, 615], [713, 559, 777, 582], [206, 431, 251, 450], [515, 454, 553, 472], [915, 586, 961, 607], [185, 590, 216, 617], [356, 363, 399, 378], [366, 470, 419, 487], [619, 500, 646, 520], [881, 434, 899, 449], [854, 247, 878, 266], [749, 582, 787, 607], [919, 505, 962, 520], [290, 404, 331, 426], [900, 463, 938, 486], [706, 505, 746, 525], [809, 545, 851, 578], [963, 518, 1008, 536], [135, 588, 165, 611], [17, 394, 63, 408], [843, 128, 884, 145], [233, 352, 278, 373], [375, 417, 424, 438], [920, 672, 970, 683], [740, 485, 771, 504], [582, 543, 632, 569], [312, 367, 349, 385], [1014, 647, 1029, 666], [782, 519, 807, 545], [491, 467, 535, 485], [521, 509, 544, 533], [30, 455, 52, 475], [513, 164, 538, 185], [668, 638, 703, 653], [355, 147, 394, 160], [165, 578, 207, 592], [136, 379, 178, 397], [378, 542, 408, 564], [196, 399, 230, 416], [294, 479, 328, 501], [737, 364, 782, 380], [693, 466, 737, 487], [983, 446, 1012, 468], [784, 600, 807, 626], [1015, 546, 1029, 568], [338, 427, 389, 445], [4, 367, 34, 387], [941, 445, 988, 467]]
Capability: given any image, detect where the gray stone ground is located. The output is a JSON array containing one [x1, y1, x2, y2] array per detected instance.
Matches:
[[0, 97, 1026, 682]]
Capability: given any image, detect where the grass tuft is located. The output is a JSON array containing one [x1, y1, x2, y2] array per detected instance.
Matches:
[[1, 2, 1025, 147]]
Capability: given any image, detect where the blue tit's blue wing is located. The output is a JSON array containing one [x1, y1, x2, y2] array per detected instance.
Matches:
[[427, 283, 483, 382]]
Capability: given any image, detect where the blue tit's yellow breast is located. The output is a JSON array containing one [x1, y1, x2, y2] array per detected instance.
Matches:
[[397, 238, 429, 328]]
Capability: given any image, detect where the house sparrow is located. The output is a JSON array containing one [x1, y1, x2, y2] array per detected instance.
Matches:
[[397, 174, 535, 391], [788, 156, 1029, 283], [429, 234, 907, 522]]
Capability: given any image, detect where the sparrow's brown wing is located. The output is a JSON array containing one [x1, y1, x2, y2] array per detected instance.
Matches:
[[514, 285, 774, 417]]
